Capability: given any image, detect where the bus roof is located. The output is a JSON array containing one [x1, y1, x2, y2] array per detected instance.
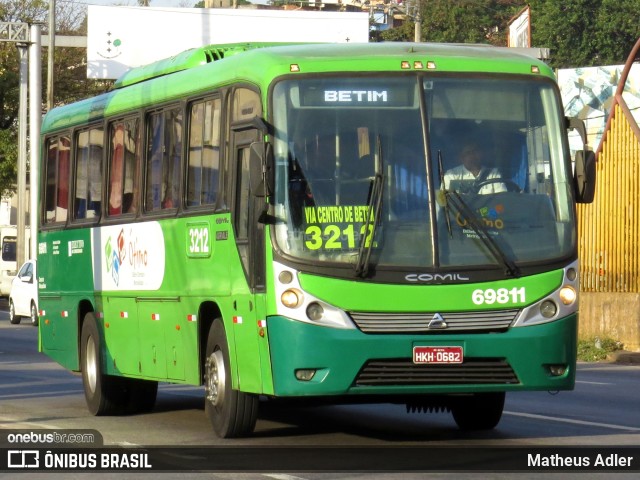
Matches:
[[42, 42, 555, 134], [113, 42, 313, 89]]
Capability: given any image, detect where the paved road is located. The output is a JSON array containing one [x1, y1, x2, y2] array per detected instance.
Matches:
[[1, 305, 639, 479]]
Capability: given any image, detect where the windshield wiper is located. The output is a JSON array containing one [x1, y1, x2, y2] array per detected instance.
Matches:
[[355, 136, 384, 278], [437, 150, 453, 238], [446, 191, 520, 278]]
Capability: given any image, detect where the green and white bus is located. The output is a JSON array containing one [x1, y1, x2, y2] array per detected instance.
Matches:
[[38, 42, 595, 438]]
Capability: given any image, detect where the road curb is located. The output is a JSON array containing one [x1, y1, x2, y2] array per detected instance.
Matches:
[[610, 350, 640, 364]]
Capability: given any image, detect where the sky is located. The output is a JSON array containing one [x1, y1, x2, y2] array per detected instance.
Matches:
[[84, 1, 267, 7], [87, 1, 201, 7]]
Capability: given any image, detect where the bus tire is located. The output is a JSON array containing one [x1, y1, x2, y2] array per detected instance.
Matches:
[[450, 392, 505, 431], [9, 300, 21, 324], [80, 312, 128, 416], [204, 320, 258, 438]]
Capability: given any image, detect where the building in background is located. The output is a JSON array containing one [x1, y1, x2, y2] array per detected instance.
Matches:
[[201, 0, 407, 31], [575, 38, 640, 351], [87, 6, 370, 79]]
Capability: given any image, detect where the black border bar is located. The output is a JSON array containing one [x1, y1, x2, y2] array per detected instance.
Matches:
[[2, 446, 639, 472]]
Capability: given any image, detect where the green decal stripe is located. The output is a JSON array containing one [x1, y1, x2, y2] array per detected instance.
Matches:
[[298, 269, 564, 311]]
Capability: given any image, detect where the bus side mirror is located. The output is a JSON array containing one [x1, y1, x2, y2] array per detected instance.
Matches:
[[249, 142, 274, 198], [575, 150, 596, 203], [567, 116, 596, 204]]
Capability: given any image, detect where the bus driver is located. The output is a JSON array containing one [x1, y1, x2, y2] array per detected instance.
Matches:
[[442, 141, 507, 194]]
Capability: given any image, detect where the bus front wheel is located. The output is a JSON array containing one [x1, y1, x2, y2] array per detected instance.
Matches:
[[450, 392, 505, 430], [204, 320, 258, 438], [80, 312, 128, 415]]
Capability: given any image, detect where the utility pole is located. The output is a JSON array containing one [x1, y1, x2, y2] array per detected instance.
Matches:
[[30, 25, 42, 263], [47, 0, 55, 110], [0, 22, 42, 264], [414, 0, 422, 43], [17, 41, 28, 265]]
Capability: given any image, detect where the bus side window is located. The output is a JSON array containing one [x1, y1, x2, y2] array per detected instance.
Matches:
[[108, 118, 140, 216], [166, 108, 183, 209], [74, 126, 103, 221], [44, 135, 71, 224], [187, 97, 221, 207], [146, 113, 163, 211], [145, 108, 182, 212]]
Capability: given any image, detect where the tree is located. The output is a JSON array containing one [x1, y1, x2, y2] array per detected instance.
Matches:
[[0, 129, 18, 199], [528, 0, 602, 68], [378, 18, 415, 42], [0, 0, 110, 197], [0, 47, 18, 198], [421, 0, 510, 45], [382, 0, 640, 68], [382, 0, 524, 45], [0, 0, 48, 198], [524, 0, 640, 68], [594, 0, 640, 65]]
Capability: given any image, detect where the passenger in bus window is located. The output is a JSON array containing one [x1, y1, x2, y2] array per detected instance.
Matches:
[[109, 124, 125, 216], [442, 141, 506, 194], [146, 115, 164, 211], [161, 111, 182, 210]]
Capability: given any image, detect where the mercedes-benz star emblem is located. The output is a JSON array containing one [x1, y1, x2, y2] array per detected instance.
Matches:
[[428, 313, 448, 329]]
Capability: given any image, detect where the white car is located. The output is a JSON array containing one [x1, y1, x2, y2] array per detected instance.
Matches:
[[9, 259, 38, 326]]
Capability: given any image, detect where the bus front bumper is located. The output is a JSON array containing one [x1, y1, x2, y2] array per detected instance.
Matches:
[[266, 314, 577, 397]]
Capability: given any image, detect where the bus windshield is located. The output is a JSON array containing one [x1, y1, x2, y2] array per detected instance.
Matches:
[[271, 74, 575, 274]]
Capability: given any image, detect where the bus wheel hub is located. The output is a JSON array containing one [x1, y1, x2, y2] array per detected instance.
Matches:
[[205, 350, 225, 407]]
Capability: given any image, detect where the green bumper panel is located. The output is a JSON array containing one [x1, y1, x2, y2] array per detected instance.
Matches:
[[267, 314, 577, 397]]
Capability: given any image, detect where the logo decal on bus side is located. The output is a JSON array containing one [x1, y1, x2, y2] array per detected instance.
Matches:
[[92, 222, 165, 291]]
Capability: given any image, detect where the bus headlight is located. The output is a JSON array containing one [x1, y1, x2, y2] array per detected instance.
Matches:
[[278, 270, 294, 284], [540, 300, 558, 318], [559, 286, 577, 305], [306, 302, 324, 321], [512, 261, 580, 327], [281, 289, 303, 309], [273, 261, 356, 329]]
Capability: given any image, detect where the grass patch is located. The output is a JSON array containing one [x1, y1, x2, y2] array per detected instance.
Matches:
[[577, 337, 624, 362]]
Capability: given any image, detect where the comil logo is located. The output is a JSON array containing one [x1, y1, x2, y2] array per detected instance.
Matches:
[[7, 450, 39, 468], [405, 273, 470, 283]]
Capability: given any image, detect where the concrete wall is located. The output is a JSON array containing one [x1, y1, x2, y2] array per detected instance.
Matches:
[[579, 292, 640, 351]]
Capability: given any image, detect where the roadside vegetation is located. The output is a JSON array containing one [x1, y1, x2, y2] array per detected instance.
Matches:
[[577, 337, 624, 362]]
